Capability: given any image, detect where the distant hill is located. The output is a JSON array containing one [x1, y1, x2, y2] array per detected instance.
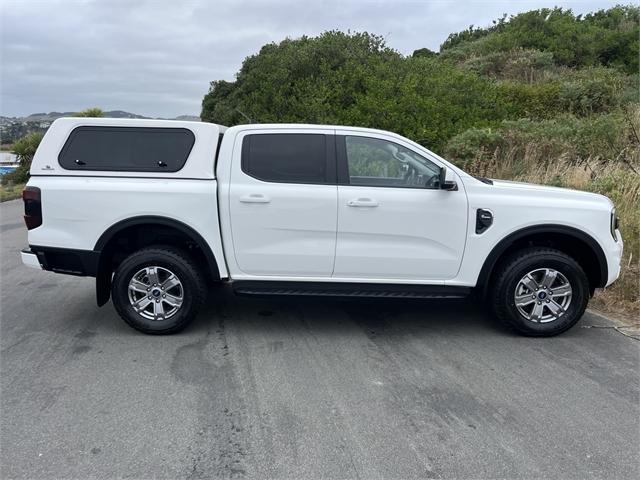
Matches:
[[0, 111, 200, 144], [2, 110, 197, 124], [23, 110, 148, 121], [170, 115, 201, 122]]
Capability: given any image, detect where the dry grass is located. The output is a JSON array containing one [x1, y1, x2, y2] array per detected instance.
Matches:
[[0, 182, 24, 202]]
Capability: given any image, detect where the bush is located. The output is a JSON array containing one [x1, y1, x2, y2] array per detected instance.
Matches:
[[74, 107, 104, 117], [1, 163, 30, 185], [445, 109, 636, 167], [497, 67, 632, 119], [1, 132, 44, 185], [444, 127, 505, 165], [459, 48, 555, 82], [498, 80, 564, 118], [557, 67, 629, 115], [440, 6, 639, 74]]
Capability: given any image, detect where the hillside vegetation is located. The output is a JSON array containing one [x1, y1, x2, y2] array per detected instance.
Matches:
[[202, 6, 639, 316]]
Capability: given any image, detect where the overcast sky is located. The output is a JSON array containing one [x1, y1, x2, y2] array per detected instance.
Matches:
[[0, 0, 624, 118]]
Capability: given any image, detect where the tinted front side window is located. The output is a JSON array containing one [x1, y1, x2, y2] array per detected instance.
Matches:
[[242, 133, 329, 184], [345, 136, 441, 188], [59, 126, 195, 172]]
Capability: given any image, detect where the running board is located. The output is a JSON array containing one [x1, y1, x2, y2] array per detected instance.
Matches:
[[232, 281, 471, 299]]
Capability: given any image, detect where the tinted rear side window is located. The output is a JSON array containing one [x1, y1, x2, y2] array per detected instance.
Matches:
[[241, 133, 333, 184], [58, 126, 195, 172]]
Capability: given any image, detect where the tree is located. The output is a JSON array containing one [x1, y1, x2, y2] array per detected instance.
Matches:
[[201, 31, 507, 150], [1, 132, 44, 185], [74, 107, 104, 117], [202, 31, 400, 126], [412, 48, 437, 58]]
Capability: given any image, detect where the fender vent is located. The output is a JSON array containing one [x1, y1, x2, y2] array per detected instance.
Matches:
[[476, 209, 493, 234]]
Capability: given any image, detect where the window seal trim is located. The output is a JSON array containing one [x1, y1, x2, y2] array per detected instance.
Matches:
[[57, 125, 195, 173]]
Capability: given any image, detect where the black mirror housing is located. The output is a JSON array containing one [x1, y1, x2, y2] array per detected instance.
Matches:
[[439, 167, 458, 191]]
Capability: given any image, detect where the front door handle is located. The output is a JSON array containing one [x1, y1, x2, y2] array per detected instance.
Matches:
[[347, 198, 379, 207], [240, 193, 271, 204]]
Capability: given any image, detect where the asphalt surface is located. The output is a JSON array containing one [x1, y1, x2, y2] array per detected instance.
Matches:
[[1, 198, 639, 480]]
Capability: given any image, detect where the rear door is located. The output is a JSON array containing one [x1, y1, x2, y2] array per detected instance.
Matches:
[[334, 131, 468, 281], [228, 129, 338, 277]]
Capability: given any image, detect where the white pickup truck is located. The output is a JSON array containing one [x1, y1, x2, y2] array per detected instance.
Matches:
[[21, 118, 623, 336]]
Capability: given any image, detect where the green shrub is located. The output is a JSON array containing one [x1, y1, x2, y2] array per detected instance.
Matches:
[[557, 67, 628, 115], [440, 6, 639, 74], [1, 163, 30, 186], [443, 127, 505, 165], [499, 80, 563, 118], [1, 132, 44, 186], [458, 48, 555, 82]]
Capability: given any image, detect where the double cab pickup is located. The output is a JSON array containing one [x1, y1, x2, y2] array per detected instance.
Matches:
[[21, 118, 623, 336]]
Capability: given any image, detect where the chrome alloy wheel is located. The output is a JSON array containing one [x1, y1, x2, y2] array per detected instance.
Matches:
[[514, 268, 572, 323], [127, 266, 184, 321]]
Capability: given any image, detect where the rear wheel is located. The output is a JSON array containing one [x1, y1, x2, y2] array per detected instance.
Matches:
[[111, 246, 205, 334], [491, 247, 589, 336]]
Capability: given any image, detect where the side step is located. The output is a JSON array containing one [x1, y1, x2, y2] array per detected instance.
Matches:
[[232, 281, 471, 299]]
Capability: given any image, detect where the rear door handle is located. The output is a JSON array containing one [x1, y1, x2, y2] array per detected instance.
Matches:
[[347, 198, 379, 207], [239, 193, 271, 204]]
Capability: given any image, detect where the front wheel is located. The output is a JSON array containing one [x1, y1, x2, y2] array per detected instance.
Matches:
[[491, 247, 589, 336], [111, 246, 206, 334]]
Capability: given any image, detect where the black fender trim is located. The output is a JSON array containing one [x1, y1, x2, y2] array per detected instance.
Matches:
[[93, 216, 221, 306], [477, 224, 608, 296]]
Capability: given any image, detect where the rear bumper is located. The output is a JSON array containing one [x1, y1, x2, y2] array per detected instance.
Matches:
[[21, 248, 43, 270], [22, 246, 99, 276]]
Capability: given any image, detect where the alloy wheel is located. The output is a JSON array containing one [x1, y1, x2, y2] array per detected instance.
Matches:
[[514, 268, 572, 323], [127, 266, 184, 321]]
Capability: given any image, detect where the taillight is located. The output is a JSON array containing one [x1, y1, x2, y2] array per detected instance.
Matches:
[[23, 186, 42, 230]]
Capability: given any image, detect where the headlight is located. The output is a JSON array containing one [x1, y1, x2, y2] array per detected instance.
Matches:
[[611, 208, 619, 240]]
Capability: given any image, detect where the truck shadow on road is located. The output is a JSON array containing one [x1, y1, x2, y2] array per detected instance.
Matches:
[[183, 285, 509, 339]]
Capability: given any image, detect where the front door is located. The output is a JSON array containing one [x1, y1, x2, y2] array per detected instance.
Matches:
[[229, 129, 337, 277], [333, 132, 468, 281]]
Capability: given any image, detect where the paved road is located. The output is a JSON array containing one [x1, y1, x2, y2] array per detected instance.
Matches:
[[1, 198, 639, 479]]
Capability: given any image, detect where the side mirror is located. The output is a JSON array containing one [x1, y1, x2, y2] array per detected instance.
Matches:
[[439, 167, 458, 191]]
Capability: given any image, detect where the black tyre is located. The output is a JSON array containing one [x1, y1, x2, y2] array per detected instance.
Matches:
[[111, 246, 205, 334], [491, 247, 589, 337]]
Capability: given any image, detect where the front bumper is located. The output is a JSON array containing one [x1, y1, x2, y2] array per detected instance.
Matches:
[[606, 230, 623, 287], [21, 248, 43, 270]]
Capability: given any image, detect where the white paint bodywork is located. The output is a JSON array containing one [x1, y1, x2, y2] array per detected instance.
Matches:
[[332, 128, 467, 281], [226, 127, 337, 277], [31, 118, 224, 179], [28, 118, 229, 278], [27, 118, 623, 289]]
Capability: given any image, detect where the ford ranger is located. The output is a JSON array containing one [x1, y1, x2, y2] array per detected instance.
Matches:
[[21, 118, 623, 336]]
